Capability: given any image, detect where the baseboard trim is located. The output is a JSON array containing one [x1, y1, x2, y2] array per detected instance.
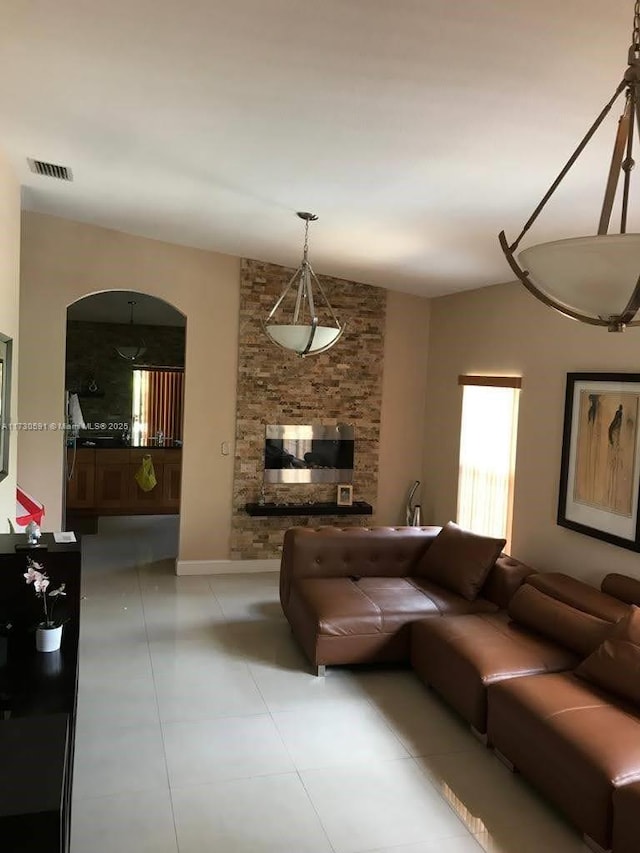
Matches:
[[176, 558, 280, 576]]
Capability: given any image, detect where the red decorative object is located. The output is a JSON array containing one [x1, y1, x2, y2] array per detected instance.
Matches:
[[16, 486, 45, 527]]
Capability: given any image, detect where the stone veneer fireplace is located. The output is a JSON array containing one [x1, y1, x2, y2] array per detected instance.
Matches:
[[231, 258, 387, 560]]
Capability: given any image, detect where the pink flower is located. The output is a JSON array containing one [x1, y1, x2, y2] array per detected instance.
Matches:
[[24, 566, 49, 592], [34, 575, 50, 593], [24, 558, 63, 627]]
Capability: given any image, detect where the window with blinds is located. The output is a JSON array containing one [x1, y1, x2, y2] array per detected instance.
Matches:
[[456, 376, 521, 549], [132, 367, 184, 446]]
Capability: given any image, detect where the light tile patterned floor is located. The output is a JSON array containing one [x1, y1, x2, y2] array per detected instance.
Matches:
[[71, 516, 590, 853]]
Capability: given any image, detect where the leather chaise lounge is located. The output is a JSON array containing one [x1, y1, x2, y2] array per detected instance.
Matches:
[[413, 569, 640, 852], [279, 522, 640, 853], [411, 572, 628, 736], [279, 523, 533, 675]]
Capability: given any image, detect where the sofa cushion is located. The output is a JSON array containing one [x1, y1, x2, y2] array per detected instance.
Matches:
[[409, 577, 498, 616], [528, 572, 628, 622], [411, 613, 578, 732], [576, 606, 640, 708], [290, 576, 441, 636], [508, 583, 612, 657], [414, 521, 505, 601], [487, 673, 640, 849]]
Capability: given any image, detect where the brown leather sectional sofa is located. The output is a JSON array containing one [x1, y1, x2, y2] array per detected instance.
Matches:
[[280, 524, 533, 673], [280, 523, 640, 853]]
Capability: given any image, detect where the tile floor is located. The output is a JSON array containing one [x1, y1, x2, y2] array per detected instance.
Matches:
[[71, 517, 591, 853]]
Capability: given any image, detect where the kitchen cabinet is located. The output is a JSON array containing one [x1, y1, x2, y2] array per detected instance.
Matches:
[[128, 462, 165, 511], [94, 450, 130, 510], [66, 448, 181, 514], [163, 461, 182, 510], [66, 448, 95, 509]]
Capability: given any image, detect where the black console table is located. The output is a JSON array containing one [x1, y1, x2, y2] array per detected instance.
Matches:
[[0, 534, 81, 853], [245, 500, 373, 517]]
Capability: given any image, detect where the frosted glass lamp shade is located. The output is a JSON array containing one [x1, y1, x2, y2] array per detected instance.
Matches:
[[264, 213, 343, 354], [265, 324, 342, 354], [519, 234, 640, 322], [115, 345, 146, 361]]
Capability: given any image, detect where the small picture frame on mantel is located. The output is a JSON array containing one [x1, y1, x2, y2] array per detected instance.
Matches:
[[337, 484, 353, 506]]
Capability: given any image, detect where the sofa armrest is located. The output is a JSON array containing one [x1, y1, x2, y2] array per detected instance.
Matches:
[[279, 525, 440, 613], [481, 554, 536, 609], [602, 572, 640, 606]]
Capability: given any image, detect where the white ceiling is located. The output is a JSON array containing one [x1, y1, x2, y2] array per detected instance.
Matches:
[[0, 1, 634, 297]]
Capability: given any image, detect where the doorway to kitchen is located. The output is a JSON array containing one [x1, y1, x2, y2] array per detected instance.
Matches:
[[63, 291, 186, 536]]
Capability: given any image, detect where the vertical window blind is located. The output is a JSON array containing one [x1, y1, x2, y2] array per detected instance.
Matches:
[[132, 368, 184, 446], [456, 376, 521, 548]]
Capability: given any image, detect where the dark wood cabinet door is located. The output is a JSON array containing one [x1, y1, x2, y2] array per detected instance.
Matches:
[[127, 463, 165, 510], [162, 462, 182, 510], [66, 462, 95, 509], [94, 463, 129, 509]]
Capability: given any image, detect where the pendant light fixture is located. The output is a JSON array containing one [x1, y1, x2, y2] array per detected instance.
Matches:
[[115, 300, 147, 361], [264, 212, 343, 356], [499, 2, 640, 332]]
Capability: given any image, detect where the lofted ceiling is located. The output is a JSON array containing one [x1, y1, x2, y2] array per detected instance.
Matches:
[[0, 1, 633, 297]]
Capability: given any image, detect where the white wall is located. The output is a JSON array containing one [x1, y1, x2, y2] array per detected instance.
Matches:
[[18, 211, 433, 564]]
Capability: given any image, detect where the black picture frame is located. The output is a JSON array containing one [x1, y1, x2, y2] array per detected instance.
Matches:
[[0, 334, 12, 483], [558, 372, 640, 551]]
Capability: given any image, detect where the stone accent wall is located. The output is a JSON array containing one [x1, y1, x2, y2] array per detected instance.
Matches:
[[231, 258, 386, 559], [65, 321, 185, 431]]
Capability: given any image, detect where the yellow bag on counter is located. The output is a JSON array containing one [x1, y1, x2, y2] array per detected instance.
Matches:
[[135, 455, 157, 492]]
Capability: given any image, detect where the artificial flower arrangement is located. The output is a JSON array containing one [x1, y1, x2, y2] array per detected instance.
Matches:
[[23, 557, 66, 628]]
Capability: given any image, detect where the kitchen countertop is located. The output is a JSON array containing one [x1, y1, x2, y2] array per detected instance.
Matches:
[[72, 442, 182, 450]]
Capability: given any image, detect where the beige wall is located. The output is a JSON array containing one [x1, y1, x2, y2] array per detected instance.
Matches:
[[19, 212, 240, 562], [378, 291, 430, 525], [424, 280, 640, 586], [0, 153, 20, 528], [18, 211, 430, 566]]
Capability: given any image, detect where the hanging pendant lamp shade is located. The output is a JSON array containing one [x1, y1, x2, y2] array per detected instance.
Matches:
[[264, 212, 343, 356], [518, 235, 640, 324], [499, 2, 640, 332], [115, 300, 147, 361]]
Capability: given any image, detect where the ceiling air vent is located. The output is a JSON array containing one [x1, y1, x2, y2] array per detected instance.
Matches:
[[27, 158, 73, 181]]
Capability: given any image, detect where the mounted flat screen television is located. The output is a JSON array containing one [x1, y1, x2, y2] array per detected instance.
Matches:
[[264, 424, 354, 484]]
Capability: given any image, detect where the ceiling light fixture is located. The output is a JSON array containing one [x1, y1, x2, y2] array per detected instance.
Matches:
[[500, 2, 640, 332], [264, 212, 343, 356], [115, 300, 147, 361]]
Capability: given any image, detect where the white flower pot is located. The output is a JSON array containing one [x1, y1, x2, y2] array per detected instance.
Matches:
[[36, 624, 63, 652]]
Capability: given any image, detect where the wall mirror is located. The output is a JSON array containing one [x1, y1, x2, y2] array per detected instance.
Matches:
[[0, 334, 13, 482]]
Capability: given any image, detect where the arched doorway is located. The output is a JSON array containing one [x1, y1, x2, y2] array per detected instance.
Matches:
[[63, 291, 186, 538]]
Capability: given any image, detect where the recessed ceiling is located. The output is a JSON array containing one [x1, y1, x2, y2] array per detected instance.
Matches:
[[0, 1, 632, 297]]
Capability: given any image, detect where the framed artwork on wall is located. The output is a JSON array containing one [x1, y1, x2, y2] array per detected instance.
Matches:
[[337, 484, 353, 506], [558, 372, 640, 551]]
